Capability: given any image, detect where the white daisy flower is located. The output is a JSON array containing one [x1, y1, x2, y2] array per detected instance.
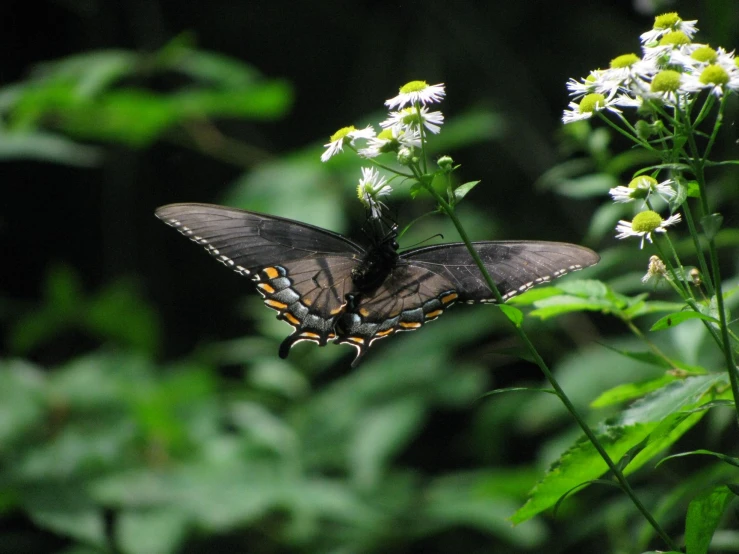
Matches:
[[640, 12, 698, 45], [609, 176, 675, 204], [615, 210, 682, 248], [715, 47, 738, 73], [646, 69, 688, 105], [566, 71, 603, 98], [562, 92, 621, 124], [598, 53, 656, 94], [642, 30, 694, 68], [321, 125, 376, 162], [681, 64, 732, 97], [385, 81, 446, 109], [357, 167, 392, 218], [358, 126, 421, 158], [381, 106, 444, 135]]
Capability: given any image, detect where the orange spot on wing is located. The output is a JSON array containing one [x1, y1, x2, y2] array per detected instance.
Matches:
[[425, 309, 443, 319], [265, 299, 288, 310], [258, 283, 275, 294], [300, 332, 321, 339], [283, 313, 300, 325], [399, 321, 422, 329], [441, 292, 458, 304], [263, 267, 279, 279], [375, 329, 394, 337]]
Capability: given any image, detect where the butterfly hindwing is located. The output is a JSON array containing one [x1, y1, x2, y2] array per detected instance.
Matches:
[[336, 264, 461, 366], [155, 203, 364, 354], [335, 241, 600, 366]]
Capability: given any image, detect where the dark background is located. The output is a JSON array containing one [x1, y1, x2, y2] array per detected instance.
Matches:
[[2, 1, 738, 553]]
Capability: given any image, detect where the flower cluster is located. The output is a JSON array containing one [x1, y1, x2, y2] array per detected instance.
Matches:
[[563, 12, 739, 123], [321, 81, 446, 217], [561, 13, 739, 256]]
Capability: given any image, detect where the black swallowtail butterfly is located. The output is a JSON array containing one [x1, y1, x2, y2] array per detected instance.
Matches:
[[156, 203, 599, 366]]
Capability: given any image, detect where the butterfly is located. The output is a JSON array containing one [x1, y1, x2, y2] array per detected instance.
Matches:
[[155, 203, 599, 366]]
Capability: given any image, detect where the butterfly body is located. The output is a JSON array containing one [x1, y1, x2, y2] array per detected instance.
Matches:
[[155, 203, 599, 366]]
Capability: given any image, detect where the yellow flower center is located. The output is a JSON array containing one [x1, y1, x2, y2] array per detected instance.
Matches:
[[654, 12, 680, 30], [651, 70, 682, 93], [329, 126, 356, 142], [399, 80, 429, 94], [659, 31, 691, 47], [629, 176, 657, 189], [699, 65, 729, 86], [611, 54, 640, 69], [691, 46, 717, 64], [579, 93, 606, 113], [632, 211, 663, 233]]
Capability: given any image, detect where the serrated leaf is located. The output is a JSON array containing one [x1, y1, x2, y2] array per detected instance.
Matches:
[[650, 311, 719, 331], [685, 485, 734, 554], [590, 374, 677, 408], [453, 180, 480, 202], [511, 375, 726, 524]]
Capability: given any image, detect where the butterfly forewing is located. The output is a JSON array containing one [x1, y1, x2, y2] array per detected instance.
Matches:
[[403, 241, 600, 303], [155, 203, 364, 353]]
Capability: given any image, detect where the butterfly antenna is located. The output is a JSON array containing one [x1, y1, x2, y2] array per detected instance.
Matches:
[[403, 234, 445, 249]]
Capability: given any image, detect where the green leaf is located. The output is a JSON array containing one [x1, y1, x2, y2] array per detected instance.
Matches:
[[658, 449, 739, 469], [511, 375, 727, 524], [498, 304, 523, 326], [479, 387, 557, 400], [0, 129, 102, 166], [117, 509, 188, 554], [669, 177, 689, 212], [623, 299, 687, 319], [650, 311, 719, 331], [685, 485, 734, 554], [350, 398, 426, 488], [453, 180, 480, 202], [507, 286, 564, 305], [700, 213, 723, 240], [590, 374, 677, 408], [686, 180, 701, 198], [23, 483, 106, 548], [528, 296, 612, 319]]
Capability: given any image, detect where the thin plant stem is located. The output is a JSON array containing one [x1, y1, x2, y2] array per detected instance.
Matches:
[[423, 180, 677, 551]]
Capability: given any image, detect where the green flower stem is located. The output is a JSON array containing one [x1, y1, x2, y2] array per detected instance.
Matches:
[[349, 146, 415, 178], [423, 180, 677, 551], [621, 317, 676, 368], [652, 239, 725, 352], [680, 201, 714, 297], [684, 114, 739, 423], [707, 243, 739, 423]]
